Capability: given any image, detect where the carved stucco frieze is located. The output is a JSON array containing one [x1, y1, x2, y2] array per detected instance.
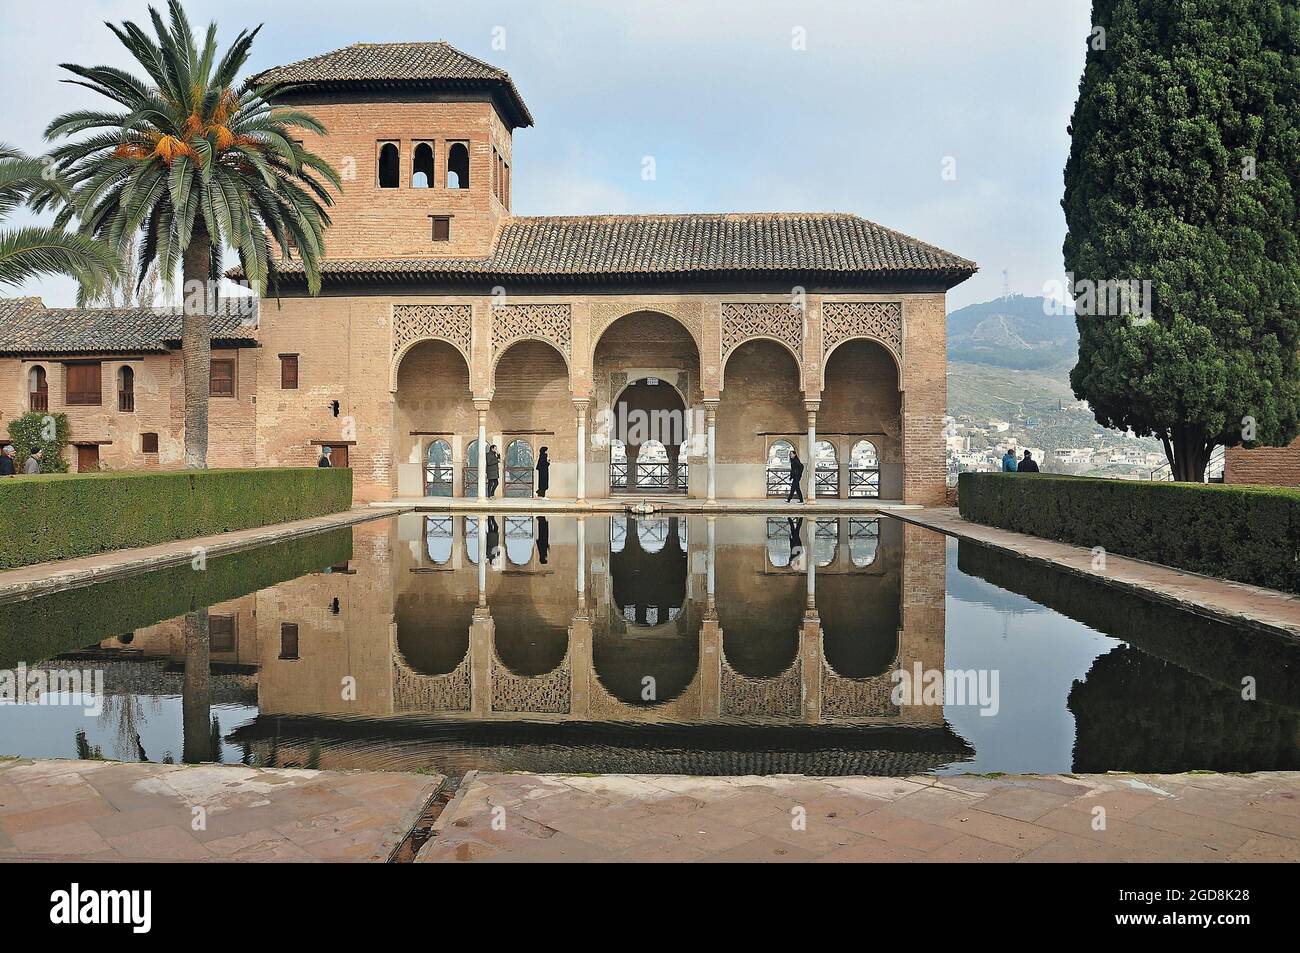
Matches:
[[821, 301, 903, 363]]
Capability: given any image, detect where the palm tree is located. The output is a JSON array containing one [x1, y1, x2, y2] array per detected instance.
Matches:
[[41, 0, 340, 467], [0, 143, 119, 288]]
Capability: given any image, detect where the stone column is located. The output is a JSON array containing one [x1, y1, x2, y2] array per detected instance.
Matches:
[[706, 516, 716, 609], [570, 516, 590, 717], [705, 400, 719, 504], [805, 403, 819, 504], [574, 400, 589, 502], [475, 400, 489, 501]]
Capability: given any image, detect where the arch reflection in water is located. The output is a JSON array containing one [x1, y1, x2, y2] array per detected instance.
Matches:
[[14, 512, 1292, 777]]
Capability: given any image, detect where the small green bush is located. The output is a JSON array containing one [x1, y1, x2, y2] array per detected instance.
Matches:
[[5, 412, 70, 473], [0, 467, 352, 570], [958, 472, 1300, 593]]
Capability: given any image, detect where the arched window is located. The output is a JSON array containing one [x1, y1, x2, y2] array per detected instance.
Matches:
[[463, 439, 480, 496], [766, 439, 795, 498], [848, 518, 880, 567], [610, 516, 627, 554], [28, 365, 48, 411], [766, 516, 794, 568], [849, 439, 881, 498], [378, 142, 399, 189], [463, 516, 480, 564], [609, 438, 628, 490], [505, 516, 534, 566], [814, 518, 838, 567], [637, 517, 669, 554], [117, 366, 134, 412], [504, 439, 533, 497], [412, 142, 434, 188], [636, 439, 670, 490], [424, 516, 453, 564], [447, 142, 469, 189], [424, 439, 452, 497], [815, 440, 839, 497]]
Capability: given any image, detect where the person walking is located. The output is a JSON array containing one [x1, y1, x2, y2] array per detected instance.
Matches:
[[486, 444, 501, 498], [24, 447, 43, 474], [1001, 448, 1018, 472], [1017, 450, 1040, 473], [536, 446, 551, 498], [317, 446, 332, 468], [0, 445, 16, 477], [786, 448, 805, 503]]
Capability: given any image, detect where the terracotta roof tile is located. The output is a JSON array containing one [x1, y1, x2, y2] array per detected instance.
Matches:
[[261, 213, 976, 286], [254, 41, 534, 127], [0, 298, 258, 355]]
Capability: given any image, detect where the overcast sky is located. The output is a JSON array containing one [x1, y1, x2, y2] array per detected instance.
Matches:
[[0, 0, 1093, 310]]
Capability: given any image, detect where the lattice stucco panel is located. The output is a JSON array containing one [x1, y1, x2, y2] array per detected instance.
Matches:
[[491, 653, 572, 714], [720, 659, 802, 717], [720, 302, 804, 363], [392, 304, 473, 361], [590, 301, 704, 350], [821, 301, 903, 362], [491, 303, 572, 361], [392, 657, 471, 713]]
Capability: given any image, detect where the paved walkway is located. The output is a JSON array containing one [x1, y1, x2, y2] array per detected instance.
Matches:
[[417, 770, 1300, 863], [0, 507, 400, 604], [892, 507, 1300, 641], [0, 758, 442, 862]]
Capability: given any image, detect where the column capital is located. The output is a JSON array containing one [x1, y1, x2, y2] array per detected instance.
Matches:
[[473, 398, 491, 413], [572, 397, 591, 413], [804, 400, 821, 415]]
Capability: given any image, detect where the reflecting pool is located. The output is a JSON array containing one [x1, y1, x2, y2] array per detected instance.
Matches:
[[0, 514, 1295, 777]]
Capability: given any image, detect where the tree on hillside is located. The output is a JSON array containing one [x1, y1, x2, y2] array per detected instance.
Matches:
[[39, 0, 340, 468], [0, 143, 118, 289], [1063, 0, 1300, 481]]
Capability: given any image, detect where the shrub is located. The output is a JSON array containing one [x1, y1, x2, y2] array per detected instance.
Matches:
[[958, 473, 1300, 593], [0, 526, 353, 668], [6, 411, 70, 473], [0, 467, 352, 570]]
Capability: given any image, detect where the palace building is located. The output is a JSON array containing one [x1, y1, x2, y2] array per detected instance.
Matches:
[[0, 41, 976, 504]]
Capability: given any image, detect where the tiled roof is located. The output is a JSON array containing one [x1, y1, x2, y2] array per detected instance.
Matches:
[[253, 41, 534, 128], [261, 213, 977, 287], [0, 298, 258, 355]]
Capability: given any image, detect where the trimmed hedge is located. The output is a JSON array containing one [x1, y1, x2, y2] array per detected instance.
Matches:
[[0, 467, 352, 570], [0, 527, 353, 669], [958, 472, 1300, 593]]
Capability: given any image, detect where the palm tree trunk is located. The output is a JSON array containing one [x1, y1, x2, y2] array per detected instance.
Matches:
[[181, 609, 211, 764], [182, 218, 212, 469]]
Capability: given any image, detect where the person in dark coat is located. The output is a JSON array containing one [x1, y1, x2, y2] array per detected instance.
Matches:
[[486, 516, 501, 565], [536, 516, 550, 564], [0, 445, 16, 477], [786, 449, 805, 503], [1017, 450, 1040, 473], [485, 445, 501, 497], [317, 447, 332, 468], [536, 446, 550, 498]]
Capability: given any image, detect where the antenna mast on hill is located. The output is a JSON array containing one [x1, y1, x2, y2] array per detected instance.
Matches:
[[1001, 269, 1010, 300]]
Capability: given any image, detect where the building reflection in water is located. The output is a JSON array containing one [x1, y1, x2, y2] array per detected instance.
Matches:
[[92, 513, 962, 772]]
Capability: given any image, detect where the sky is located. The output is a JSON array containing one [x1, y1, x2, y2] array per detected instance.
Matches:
[[0, 0, 1094, 310]]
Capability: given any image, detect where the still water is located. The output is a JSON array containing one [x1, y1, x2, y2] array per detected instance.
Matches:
[[0, 514, 1295, 777]]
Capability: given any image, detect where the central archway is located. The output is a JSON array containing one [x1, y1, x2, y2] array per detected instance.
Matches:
[[592, 311, 702, 498], [610, 378, 688, 494]]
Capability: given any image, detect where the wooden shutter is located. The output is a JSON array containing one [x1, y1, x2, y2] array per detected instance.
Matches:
[[65, 363, 102, 405], [280, 354, 299, 389], [210, 358, 235, 397]]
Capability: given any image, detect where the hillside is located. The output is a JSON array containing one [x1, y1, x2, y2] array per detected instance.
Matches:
[[947, 294, 1077, 370]]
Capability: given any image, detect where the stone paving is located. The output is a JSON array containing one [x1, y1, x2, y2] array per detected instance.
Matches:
[[416, 770, 1300, 863], [891, 507, 1300, 641], [0, 758, 441, 862]]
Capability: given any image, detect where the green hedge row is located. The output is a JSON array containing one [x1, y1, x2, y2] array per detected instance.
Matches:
[[958, 472, 1300, 593], [0, 527, 354, 669], [0, 467, 353, 570]]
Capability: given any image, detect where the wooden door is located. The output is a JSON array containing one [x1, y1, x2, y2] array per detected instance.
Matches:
[[76, 445, 100, 472]]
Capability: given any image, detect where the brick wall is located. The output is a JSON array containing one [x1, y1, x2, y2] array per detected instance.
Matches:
[[1225, 437, 1300, 487]]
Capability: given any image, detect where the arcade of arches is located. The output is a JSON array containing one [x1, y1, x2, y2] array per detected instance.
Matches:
[[144, 514, 946, 730], [383, 294, 946, 504]]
